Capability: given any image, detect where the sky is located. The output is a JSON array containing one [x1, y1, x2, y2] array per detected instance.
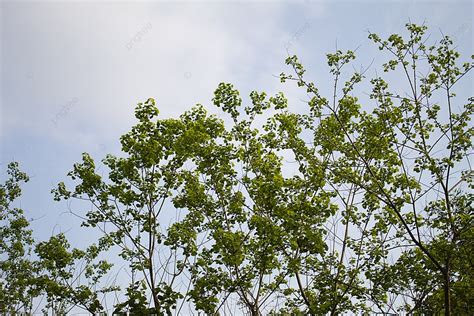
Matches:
[[1, 0, 473, 268]]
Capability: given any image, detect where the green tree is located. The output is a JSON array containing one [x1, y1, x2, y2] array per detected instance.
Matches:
[[280, 23, 473, 314], [0, 162, 114, 315], [176, 83, 369, 314], [0, 162, 38, 314], [53, 100, 225, 314], [35, 233, 115, 315]]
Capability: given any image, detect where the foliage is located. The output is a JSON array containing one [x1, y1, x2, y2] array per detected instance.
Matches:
[[2, 23, 472, 315], [0, 162, 37, 314], [280, 23, 473, 314], [53, 99, 225, 314], [35, 233, 115, 314], [0, 163, 114, 314]]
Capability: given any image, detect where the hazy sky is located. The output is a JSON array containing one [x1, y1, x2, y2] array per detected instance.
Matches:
[[1, 0, 472, 245]]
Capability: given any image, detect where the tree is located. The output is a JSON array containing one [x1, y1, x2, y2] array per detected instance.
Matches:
[[0, 162, 38, 314], [53, 101, 226, 314], [179, 83, 369, 314], [35, 233, 115, 315], [280, 23, 473, 314], [0, 162, 114, 315]]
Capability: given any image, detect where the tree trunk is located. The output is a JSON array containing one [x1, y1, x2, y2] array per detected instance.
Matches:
[[443, 269, 451, 316]]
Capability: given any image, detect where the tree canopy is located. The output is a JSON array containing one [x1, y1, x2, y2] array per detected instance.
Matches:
[[1, 23, 473, 315]]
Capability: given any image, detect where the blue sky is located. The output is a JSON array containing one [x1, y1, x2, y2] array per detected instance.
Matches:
[[1, 0, 472, 247]]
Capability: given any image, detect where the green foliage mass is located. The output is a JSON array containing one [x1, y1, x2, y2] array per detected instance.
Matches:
[[1, 163, 115, 315], [2, 23, 472, 315]]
